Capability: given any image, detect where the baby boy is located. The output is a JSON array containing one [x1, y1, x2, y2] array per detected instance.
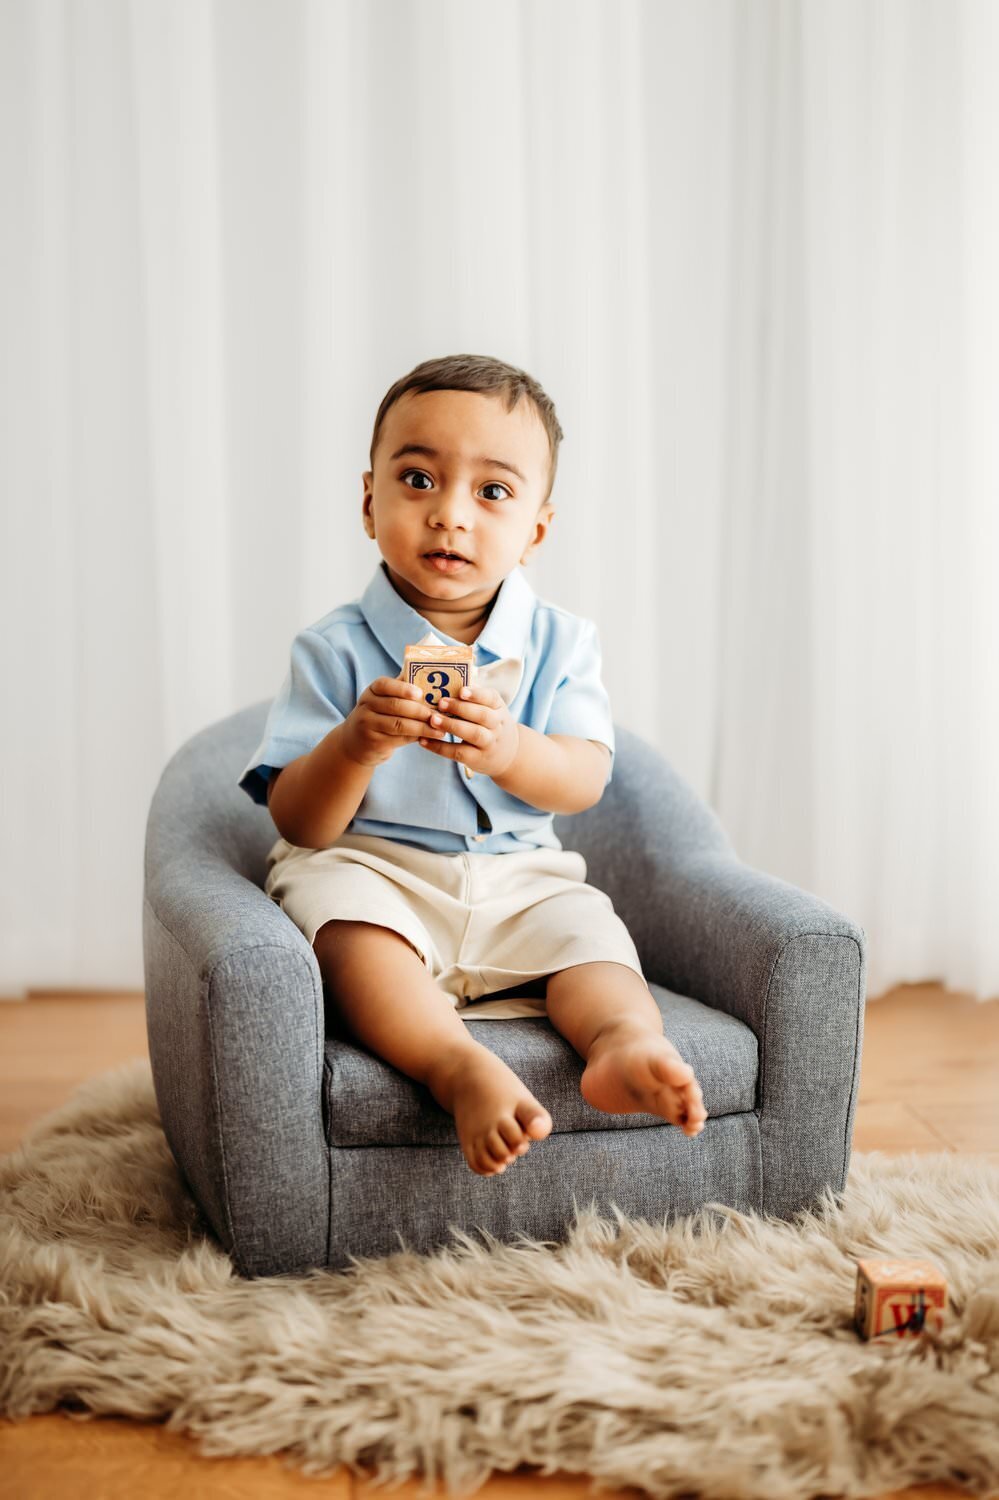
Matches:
[[238, 353, 707, 1177]]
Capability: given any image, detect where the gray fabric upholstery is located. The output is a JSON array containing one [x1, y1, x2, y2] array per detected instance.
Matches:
[[143, 702, 866, 1278]]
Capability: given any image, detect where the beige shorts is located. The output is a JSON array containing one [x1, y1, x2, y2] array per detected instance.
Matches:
[[264, 831, 645, 1020]]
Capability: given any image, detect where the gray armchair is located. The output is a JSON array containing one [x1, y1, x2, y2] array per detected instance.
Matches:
[[142, 704, 866, 1278]]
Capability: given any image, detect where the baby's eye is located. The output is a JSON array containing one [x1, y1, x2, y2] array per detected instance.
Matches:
[[399, 470, 511, 501]]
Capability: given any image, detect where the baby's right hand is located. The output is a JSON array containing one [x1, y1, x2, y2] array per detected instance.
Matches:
[[342, 676, 444, 767]]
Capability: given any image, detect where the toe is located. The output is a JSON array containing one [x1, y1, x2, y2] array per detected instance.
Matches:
[[517, 1102, 552, 1140], [686, 1085, 707, 1122], [658, 1089, 690, 1127], [475, 1147, 506, 1175], [497, 1116, 526, 1153], [682, 1089, 707, 1133], [649, 1049, 694, 1087], [486, 1127, 515, 1164]]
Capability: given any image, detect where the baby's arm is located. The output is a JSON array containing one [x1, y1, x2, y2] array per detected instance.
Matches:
[[268, 724, 375, 849], [492, 730, 609, 815], [268, 675, 441, 848]]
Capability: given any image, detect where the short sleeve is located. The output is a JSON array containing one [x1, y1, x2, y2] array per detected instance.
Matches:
[[236, 628, 356, 807], [544, 618, 615, 787]]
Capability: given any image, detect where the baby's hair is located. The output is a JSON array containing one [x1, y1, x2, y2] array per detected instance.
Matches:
[[369, 353, 564, 507]]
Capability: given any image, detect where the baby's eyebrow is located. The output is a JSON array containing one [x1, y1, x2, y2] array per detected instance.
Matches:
[[390, 443, 527, 485]]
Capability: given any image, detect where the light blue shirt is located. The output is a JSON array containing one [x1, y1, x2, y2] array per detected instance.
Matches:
[[237, 559, 615, 853]]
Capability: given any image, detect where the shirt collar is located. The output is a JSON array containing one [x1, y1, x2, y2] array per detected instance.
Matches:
[[359, 559, 536, 668]]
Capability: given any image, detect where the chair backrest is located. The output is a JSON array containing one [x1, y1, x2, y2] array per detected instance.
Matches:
[[145, 703, 734, 929]]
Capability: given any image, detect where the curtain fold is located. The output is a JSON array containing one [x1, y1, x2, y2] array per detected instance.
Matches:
[[1, 0, 995, 1000]]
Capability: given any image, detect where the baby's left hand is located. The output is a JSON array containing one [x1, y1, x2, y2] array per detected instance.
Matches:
[[418, 684, 519, 779]]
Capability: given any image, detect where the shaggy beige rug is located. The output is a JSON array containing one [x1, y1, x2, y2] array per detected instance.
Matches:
[[2, 1060, 999, 1500]]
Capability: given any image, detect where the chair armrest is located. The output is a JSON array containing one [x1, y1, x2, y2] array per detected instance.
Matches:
[[647, 846, 866, 1221], [565, 732, 867, 1219], [142, 853, 329, 1277]]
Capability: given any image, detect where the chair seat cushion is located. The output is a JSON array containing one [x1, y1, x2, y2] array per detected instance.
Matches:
[[323, 985, 758, 1147]]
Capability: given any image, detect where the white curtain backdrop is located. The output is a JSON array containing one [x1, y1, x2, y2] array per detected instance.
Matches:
[[1, 0, 996, 1002]]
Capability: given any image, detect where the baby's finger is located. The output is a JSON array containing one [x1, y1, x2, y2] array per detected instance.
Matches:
[[419, 735, 466, 757], [367, 679, 424, 712], [371, 676, 421, 699], [455, 684, 501, 709], [427, 710, 483, 747], [434, 693, 490, 724]]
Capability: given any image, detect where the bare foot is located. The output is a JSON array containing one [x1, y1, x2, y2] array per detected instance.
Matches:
[[580, 1023, 707, 1137], [428, 1043, 553, 1176]]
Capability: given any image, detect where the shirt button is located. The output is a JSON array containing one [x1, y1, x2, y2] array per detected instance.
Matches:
[[472, 834, 487, 842]]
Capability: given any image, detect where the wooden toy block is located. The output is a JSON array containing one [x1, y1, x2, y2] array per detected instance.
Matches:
[[403, 639, 475, 705], [853, 1256, 948, 1341], [402, 637, 477, 779]]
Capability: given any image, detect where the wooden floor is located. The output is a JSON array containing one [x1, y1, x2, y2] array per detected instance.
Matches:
[[1, 981, 997, 1500]]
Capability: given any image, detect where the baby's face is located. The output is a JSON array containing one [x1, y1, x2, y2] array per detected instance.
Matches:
[[362, 389, 554, 625]]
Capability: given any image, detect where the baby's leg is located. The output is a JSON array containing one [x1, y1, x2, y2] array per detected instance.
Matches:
[[314, 919, 552, 1175], [546, 961, 708, 1137]]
